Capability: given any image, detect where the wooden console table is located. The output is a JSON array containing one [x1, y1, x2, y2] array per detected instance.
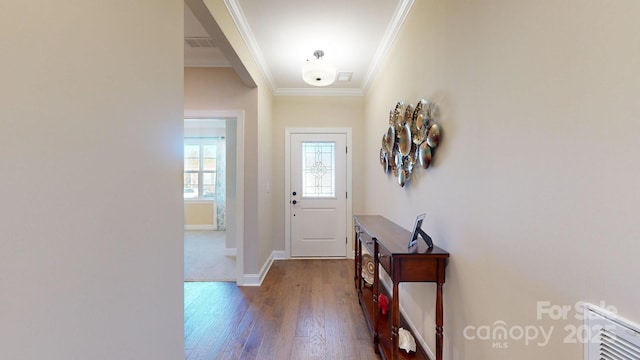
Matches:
[[354, 215, 449, 360]]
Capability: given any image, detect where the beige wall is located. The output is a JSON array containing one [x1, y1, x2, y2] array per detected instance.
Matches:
[[257, 83, 274, 267], [0, 0, 184, 358], [184, 68, 257, 113], [184, 202, 216, 227], [225, 119, 238, 249], [192, 0, 275, 276], [204, 0, 275, 277], [184, 66, 259, 272], [364, 0, 640, 359], [272, 96, 365, 251]]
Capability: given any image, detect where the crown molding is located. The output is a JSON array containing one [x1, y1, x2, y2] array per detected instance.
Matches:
[[361, 0, 415, 94], [225, 0, 413, 97], [224, 0, 275, 93]]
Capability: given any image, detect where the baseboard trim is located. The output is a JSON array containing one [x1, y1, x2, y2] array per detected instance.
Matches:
[[184, 225, 216, 230], [241, 252, 275, 286], [224, 247, 237, 256], [240, 250, 290, 286]]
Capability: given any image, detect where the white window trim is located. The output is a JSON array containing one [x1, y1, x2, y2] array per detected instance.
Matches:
[[184, 138, 219, 201]]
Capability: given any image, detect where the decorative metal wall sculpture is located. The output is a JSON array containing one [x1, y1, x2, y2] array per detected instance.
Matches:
[[380, 99, 441, 187]]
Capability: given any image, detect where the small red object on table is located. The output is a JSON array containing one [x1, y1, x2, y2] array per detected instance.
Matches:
[[378, 293, 389, 315]]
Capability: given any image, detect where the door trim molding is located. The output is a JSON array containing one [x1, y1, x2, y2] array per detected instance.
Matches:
[[284, 128, 353, 259]]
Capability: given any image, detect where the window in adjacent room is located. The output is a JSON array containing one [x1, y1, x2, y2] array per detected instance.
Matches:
[[184, 138, 217, 199]]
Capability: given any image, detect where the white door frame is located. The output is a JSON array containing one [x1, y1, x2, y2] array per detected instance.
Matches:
[[284, 128, 353, 259], [184, 110, 245, 284]]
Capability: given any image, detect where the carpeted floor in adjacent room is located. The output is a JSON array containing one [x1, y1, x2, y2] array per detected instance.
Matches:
[[184, 230, 235, 282]]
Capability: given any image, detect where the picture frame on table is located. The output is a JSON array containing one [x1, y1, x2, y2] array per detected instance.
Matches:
[[408, 213, 433, 248]]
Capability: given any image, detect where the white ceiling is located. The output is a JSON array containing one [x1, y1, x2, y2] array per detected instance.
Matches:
[[184, 0, 413, 96]]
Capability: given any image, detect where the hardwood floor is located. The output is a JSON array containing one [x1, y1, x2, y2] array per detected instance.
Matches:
[[184, 259, 379, 360]]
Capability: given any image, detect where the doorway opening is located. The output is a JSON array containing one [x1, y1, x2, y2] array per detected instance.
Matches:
[[183, 113, 245, 283]]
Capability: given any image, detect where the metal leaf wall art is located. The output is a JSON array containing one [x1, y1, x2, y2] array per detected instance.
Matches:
[[379, 99, 441, 187]]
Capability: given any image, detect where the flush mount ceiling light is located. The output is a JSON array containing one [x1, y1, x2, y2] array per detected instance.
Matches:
[[301, 50, 337, 87]]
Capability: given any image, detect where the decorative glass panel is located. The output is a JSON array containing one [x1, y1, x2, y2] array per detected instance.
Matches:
[[302, 142, 335, 198]]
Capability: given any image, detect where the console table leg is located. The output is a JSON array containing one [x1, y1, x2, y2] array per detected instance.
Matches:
[[354, 230, 359, 289], [393, 282, 399, 360], [436, 282, 444, 360]]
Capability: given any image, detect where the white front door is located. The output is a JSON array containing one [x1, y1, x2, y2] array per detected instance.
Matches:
[[290, 133, 347, 257]]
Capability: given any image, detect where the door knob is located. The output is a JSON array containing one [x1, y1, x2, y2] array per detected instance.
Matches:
[[292, 200, 298, 205], [292, 191, 297, 196]]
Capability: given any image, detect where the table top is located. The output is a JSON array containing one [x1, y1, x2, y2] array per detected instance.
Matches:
[[354, 215, 449, 257]]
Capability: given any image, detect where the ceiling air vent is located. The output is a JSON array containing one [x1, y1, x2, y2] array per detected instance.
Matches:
[[337, 72, 353, 82], [184, 37, 216, 48]]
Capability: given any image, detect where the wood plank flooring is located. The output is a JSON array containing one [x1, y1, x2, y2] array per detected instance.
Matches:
[[184, 259, 379, 360]]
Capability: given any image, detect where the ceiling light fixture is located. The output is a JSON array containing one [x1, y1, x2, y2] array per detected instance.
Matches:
[[301, 50, 337, 87]]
